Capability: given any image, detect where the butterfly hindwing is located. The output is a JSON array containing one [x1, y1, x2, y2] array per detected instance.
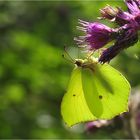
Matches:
[[82, 63, 130, 119]]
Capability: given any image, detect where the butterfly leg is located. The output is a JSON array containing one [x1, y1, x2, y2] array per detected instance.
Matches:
[[87, 50, 96, 59]]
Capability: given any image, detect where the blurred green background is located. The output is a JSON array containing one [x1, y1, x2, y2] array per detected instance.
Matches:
[[0, 0, 140, 139]]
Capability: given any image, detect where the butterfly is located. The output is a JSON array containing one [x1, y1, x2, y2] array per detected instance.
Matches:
[[61, 56, 130, 127]]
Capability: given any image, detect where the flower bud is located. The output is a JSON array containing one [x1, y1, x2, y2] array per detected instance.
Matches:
[[100, 5, 119, 20]]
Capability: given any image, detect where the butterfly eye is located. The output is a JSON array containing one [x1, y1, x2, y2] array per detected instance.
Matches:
[[75, 60, 83, 67], [75, 61, 81, 66]]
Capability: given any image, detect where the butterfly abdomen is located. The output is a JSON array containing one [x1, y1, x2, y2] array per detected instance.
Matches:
[[74, 58, 97, 72]]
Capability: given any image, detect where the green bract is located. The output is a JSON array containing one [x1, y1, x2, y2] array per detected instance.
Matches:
[[61, 57, 130, 127]]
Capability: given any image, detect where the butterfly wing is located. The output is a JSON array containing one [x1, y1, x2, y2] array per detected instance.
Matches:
[[61, 67, 96, 127], [61, 63, 130, 126], [82, 63, 130, 119]]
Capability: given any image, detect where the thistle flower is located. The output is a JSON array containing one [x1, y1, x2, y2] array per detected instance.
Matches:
[[99, 0, 140, 63], [100, 0, 140, 26], [85, 120, 110, 132], [99, 24, 138, 63], [75, 0, 140, 63], [100, 5, 120, 21], [126, 0, 140, 16], [100, 5, 134, 25], [74, 19, 116, 50]]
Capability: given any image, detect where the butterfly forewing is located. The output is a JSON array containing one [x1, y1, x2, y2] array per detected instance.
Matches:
[[61, 67, 96, 127]]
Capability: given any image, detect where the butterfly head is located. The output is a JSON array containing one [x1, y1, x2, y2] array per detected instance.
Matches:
[[74, 59, 84, 67]]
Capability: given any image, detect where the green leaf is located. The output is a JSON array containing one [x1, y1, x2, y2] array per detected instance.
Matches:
[[61, 62, 130, 127]]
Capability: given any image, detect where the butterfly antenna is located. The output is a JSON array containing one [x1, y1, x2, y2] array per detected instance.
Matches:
[[78, 47, 80, 59], [64, 45, 74, 62], [62, 54, 73, 64]]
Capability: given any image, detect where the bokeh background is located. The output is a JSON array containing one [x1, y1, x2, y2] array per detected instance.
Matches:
[[0, 0, 140, 139]]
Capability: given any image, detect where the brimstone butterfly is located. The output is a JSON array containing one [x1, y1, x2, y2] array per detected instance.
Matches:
[[61, 57, 130, 127]]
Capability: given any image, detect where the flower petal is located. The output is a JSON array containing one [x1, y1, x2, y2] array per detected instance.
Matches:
[[125, 0, 140, 15], [75, 20, 115, 50]]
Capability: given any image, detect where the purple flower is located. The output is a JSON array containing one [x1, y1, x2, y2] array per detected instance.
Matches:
[[74, 19, 116, 50], [75, 0, 140, 63], [126, 0, 140, 16], [85, 120, 110, 132], [100, 5, 134, 25], [100, 0, 140, 26], [99, 0, 140, 63], [116, 10, 133, 25], [99, 24, 138, 63], [100, 5, 119, 21]]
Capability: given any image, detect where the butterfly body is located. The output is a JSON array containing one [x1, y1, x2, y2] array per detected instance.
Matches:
[[74, 58, 98, 71]]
